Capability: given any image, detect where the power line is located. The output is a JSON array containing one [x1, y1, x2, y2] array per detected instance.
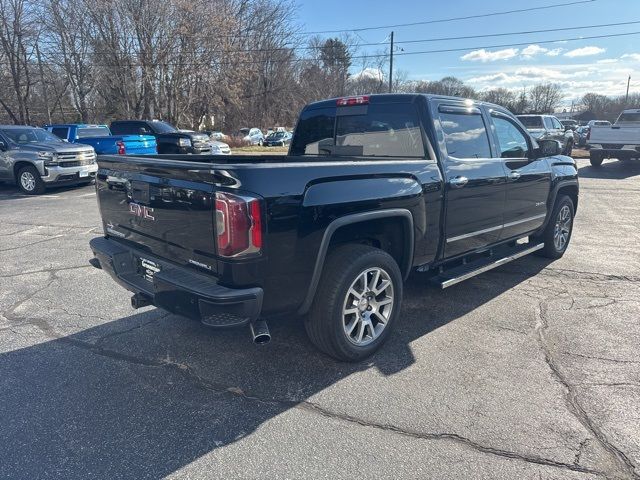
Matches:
[[298, 0, 597, 34], [5, 30, 638, 68], [32, 19, 640, 57]]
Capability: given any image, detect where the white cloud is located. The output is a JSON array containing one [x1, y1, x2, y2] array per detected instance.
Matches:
[[352, 68, 383, 80], [621, 53, 640, 61], [545, 48, 564, 57], [460, 48, 519, 62], [521, 44, 547, 58], [597, 58, 619, 64], [564, 46, 605, 58]]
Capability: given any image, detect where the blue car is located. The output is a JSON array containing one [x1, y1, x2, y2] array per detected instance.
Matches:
[[45, 124, 157, 155]]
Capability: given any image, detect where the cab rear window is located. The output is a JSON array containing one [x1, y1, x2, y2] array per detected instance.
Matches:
[[290, 103, 426, 158]]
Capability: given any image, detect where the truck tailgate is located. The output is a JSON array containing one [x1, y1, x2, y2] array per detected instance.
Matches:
[[121, 135, 157, 155], [589, 125, 640, 145], [96, 156, 220, 273]]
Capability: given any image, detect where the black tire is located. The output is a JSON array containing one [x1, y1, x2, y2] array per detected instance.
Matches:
[[533, 195, 575, 259], [564, 140, 573, 157], [590, 151, 603, 167], [17, 165, 46, 195], [305, 244, 403, 362]]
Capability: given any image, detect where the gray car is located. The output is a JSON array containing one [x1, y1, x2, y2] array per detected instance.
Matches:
[[517, 115, 575, 156], [0, 126, 97, 194]]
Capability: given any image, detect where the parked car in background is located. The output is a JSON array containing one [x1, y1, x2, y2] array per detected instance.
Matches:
[[110, 120, 212, 155], [575, 126, 590, 148], [587, 120, 611, 128], [587, 109, 640, 166], [208, 131, 229, 142], [90, 93, 578, 361], [179, 130, 231, 155], [517, 114, 575, 156], [239, 127, 264, 145], [45, 124, 157, 156], [560, 119, 578, 131], [0, 125, 96, 194], [263, 131, 292, 147]]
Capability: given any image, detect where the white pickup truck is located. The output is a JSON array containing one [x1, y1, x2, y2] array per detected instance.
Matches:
[[588, 109, 640, 166]]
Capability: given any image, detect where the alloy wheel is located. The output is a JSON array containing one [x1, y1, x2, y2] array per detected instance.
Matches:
[[20, 171, 36, 191], [342, 267, 394, 346], [553, 205, 572, 251]]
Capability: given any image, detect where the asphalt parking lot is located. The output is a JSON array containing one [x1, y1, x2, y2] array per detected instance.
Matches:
[[1, 157, 639, 480]]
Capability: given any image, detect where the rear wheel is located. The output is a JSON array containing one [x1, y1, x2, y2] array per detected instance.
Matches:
[[533, 195, 575, 259], [590, 151, 603, 167], [17, 165, 46, 195], [305, 244, 403, 362]]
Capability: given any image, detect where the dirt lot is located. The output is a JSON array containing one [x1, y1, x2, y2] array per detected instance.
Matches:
[[0, 157, 638, 479]]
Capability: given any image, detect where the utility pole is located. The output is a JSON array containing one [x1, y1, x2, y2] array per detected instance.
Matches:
[[389, 31, 394, 93], [625, 75, 631, 105]]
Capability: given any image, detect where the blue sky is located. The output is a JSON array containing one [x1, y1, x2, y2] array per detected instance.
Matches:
[[296, 0, 640, 104]]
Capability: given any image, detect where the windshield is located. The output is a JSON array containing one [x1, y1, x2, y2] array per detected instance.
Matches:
[[151, 121, 177, 133], [0, 127, 63, 144], [517, 116, 544, 128], [269, 132, 286, 139], [77, 126, 111, 138]]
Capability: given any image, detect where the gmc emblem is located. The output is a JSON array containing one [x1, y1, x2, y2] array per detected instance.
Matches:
[[129, 203, 155, 220]]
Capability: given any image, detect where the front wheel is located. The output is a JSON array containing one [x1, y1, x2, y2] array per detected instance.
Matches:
[[533, 195, 575, 259], [17, 165, 46, 195], [305, 244, 403, 362], [564, 140, 573, 157]]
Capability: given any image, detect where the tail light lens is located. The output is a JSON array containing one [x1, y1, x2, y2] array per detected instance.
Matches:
[[116, 141, 126, 155], [215, 192, 263, 257]]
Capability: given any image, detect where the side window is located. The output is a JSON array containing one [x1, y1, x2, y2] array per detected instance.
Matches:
[[543, 117, 554, 130], [439, 111, 491, 159], [492, 115, 530, 158], [50, 127, 69, 140], [552, 118, 563, 130]]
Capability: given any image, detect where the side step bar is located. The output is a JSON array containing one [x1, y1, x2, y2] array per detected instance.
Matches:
[[430, 243, 544, 289]]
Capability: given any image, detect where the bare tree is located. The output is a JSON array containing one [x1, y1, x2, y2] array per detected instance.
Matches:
[[528, 83, 563, 113]]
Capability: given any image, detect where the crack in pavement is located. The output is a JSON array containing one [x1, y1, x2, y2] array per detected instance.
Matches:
[[0, 235, 65, 252], [0, 264, 93, 279], [535, 301, 639, 479], [561, 352, 640, 365], [5, 315, 609, 478]]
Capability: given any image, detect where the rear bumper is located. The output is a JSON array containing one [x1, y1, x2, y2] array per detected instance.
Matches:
[[588, 145, 640, 156], [89, 236, 263, 327]]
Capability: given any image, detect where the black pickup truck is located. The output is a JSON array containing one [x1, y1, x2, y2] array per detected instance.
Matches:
[[110, 120, 212, 155], [90, 94, 578, 361]]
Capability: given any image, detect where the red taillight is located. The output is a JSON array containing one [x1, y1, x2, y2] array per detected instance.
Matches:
[[116, 141, 126, 155], [336, 95, 370, 106], [215, 192, 262, 257]]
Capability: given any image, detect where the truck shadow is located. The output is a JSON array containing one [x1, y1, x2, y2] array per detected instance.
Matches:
[[578, 158, 640, 179], [1, 257, 550, 478]]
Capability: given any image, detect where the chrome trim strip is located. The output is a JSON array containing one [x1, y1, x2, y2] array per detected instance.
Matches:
[[446, 224, 502, 243], [446, 213, 546, 243], [439, 243, 544, 288]]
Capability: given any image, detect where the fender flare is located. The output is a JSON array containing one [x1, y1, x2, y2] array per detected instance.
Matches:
[[539, 179, 579, 232], [297, 208, 414, 315]]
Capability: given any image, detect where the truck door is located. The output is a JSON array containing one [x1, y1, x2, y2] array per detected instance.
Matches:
[[435, 103, 507, 258], [488, 111, 551, 240]]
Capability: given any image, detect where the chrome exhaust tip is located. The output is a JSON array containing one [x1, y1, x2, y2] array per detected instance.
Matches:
[[250, 320, 270, 345]]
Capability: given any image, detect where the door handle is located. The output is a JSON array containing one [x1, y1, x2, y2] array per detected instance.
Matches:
[[449, 176, 468, 188], [508, 171, 521, 181]]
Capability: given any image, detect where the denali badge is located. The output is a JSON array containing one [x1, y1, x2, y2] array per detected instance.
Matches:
[[129, 202, 155, 220]]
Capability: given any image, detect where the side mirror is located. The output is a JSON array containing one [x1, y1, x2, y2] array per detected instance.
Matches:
[[564, 126, 572, 131], [0, 140, 6, 151], [538, 139, 561, 157]]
